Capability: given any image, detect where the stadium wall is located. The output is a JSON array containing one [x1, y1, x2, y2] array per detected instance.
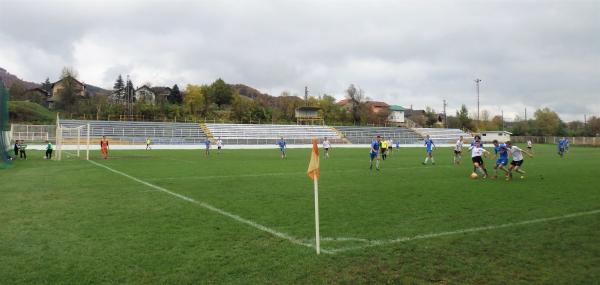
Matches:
[[22, 143, 457, 151]]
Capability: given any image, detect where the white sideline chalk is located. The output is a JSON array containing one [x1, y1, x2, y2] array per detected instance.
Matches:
[[87, 160, 332, 254], [327, 209, 600, 253]]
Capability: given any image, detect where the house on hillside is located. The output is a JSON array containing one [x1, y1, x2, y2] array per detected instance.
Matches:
[[366, 101, 389, 114], [131, 85, 171, 105], [338, 99, 391, 114], [388, 105, 405, 124], [337, 99, 352, 112], [22, 88, 51, 107], [47, 76, 86, 109], [51, 76, 86, 97], [151, 86, 171, 104], [134, 85, 156, 104]]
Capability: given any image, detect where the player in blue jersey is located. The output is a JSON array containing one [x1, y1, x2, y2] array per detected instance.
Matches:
[[277, 137, 287, 159], [564, 138, 570, 153], [204, 139, 211, 156], [369, 136, 382, 170], [558, 137, 567, 158], [422, 135, 436, 165], [492, 139, 509, 179]]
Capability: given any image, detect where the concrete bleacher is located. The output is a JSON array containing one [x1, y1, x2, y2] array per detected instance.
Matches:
[[413, 128, 473, 143], [56, 119, 473, 146], [335, 126, 423, 144], [205, 123, 344, 145], [60, 119, 207, 144]]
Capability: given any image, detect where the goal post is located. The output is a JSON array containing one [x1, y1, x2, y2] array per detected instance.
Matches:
[[56, 124, 90, 161], [0, 80, 11, 169]]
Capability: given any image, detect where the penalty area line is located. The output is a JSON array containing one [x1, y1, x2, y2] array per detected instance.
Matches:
[[87, 160, 330, 254], [328, 209, 600, 253]]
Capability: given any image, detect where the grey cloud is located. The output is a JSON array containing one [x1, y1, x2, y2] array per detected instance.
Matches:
[[1, 0, 598, 121]]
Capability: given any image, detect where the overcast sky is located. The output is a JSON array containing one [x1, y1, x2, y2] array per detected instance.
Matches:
[[1, 0, 598, 121]]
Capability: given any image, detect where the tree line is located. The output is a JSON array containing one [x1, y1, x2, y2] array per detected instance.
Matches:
[[5, 67, 600, 136]]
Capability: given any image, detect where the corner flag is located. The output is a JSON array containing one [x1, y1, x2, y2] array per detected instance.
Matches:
[[307, 139, 320, 180], [307, 138, 321, 254]]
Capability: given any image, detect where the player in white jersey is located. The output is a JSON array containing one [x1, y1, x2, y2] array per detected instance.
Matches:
[[505, 141, 533, 180], [216, 137, 223, 152], [468, 140, 489, 178], [322, 137, 331, 158], [527, 140, 533, 152], [453, 136, 464, 165]]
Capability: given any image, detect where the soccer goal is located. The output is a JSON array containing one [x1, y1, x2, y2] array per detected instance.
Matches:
[[56, 123, 91, 161]]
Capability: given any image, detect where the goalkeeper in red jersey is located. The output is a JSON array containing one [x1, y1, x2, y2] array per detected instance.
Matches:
[[100, 136, 109, 159]]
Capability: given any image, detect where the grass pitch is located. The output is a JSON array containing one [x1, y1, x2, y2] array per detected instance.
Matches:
[[1, 144, 599, 284]]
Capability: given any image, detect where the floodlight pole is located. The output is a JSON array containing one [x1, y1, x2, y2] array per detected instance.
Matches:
[[475, 79, 482, 129], [443, 99, 448, 128]]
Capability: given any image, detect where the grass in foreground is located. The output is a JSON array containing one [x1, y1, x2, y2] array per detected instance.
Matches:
[[1, 144, 599, 284]]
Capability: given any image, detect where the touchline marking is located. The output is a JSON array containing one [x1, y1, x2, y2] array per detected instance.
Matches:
[[87, 160, 331, 254], [327, 209, 600, 253]]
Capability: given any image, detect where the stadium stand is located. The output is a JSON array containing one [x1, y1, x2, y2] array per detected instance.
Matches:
[[60, 119, 207, 144], [57, 119, 473, 146], [413, 128, 473, 143], [205, 123, 345, 144], [335, 126, 423, 144]]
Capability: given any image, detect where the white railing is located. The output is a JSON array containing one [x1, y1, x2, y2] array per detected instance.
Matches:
[[10, 124, 56, 142]]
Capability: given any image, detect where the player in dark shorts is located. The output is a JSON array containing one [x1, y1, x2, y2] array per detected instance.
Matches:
[[14, 140, 19, 156], [469, 140, 489, 178]]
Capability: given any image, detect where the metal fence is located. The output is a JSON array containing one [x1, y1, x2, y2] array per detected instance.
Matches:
[[511, 136, 600, 146], [10, 124, 56, 143]]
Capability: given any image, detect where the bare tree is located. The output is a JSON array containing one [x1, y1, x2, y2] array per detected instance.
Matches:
[[60, 66, 79, 80], [345, 84, 365, 124]]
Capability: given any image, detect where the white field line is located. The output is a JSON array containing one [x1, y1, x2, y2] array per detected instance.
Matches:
[[87, 159, 599, 255], [327, 209, 600, 253], [87, 160, 330, 254], [149, 165, 453, 182]]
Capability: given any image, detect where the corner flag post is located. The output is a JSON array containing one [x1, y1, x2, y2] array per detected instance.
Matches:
[[314, 175, 320, 255], [307, 138, 321, 254]]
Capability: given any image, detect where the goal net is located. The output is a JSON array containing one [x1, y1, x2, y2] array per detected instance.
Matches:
[[56, 123, 91, 161], [0, 80, 11, 168]]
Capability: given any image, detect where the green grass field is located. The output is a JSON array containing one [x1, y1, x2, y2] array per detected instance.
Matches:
[[1, 144, 599, 284]]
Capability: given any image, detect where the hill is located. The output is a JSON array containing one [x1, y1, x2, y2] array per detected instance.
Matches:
[[0, 67, 40, 89], [8, 101, 56, 124], [1, 66, 110, 96], [230, 83, 304, 108]]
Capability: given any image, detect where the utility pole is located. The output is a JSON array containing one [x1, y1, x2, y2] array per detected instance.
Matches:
[[304, 86, 309, 106], [584, 114, 587, 125], [501, 110, 504, 131], [525, 107, 527, 121], [475, 79, 482, 129], [443, 99, 448, 128]]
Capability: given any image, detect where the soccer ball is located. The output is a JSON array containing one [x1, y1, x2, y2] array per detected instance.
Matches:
[[470, 172, 478, 179]]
